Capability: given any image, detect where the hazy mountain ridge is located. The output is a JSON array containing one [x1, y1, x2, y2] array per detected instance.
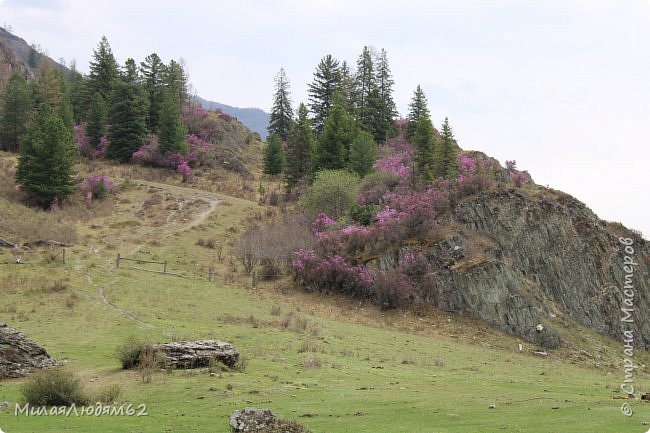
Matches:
[[195, 95, 269, 139]]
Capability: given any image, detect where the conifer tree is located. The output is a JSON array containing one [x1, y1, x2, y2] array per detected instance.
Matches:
[[86, 92, 107, 147], [348, 130, 376, 178], [106, 80, 146, 162], [435, 117, 459, 179], [353, 46, 377, 133], [34, 65, 63, 111], [407, 85, 429, 141], [374, 48, 397, 143], [285, 103, 314, 189], [308, 55, 341, 134], [140, 52, 165, 133], [268, 68, 294, 141], [413, 115, 436, 185], [163, 59, 189, 110], [123, 58, 139, 84], [0, 73, 33, 152], [336, 61, 355, 113], [87, 36, 118, 101], [263, 133, 285, 176], [15, 104, 78, 207], [313, 104, 356, 172], [158, 90, 188, 155]]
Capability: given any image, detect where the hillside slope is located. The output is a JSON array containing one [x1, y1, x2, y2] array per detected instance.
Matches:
[[196, 95, 269, 139]]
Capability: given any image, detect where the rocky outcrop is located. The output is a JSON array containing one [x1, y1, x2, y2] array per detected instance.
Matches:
[[0, 322, 57, 378], [376, 188, 649, 349], [229, 407, 310, 433], [230, 408, 278, 432], [154, 340, 239, 369]]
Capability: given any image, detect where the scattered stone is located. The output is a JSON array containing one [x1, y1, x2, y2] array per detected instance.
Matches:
[[0, 322, 58, 378], [533, 351, 548, 357], [154, 340, 238, 369], [489, 403, 496, 409], [0, 401, 8, 410], [0, 237, 16, 248]]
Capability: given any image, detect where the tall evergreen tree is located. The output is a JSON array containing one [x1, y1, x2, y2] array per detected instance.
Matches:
[[263, 133, 285, 176], [407, 85, 429, 141], [140, 53, 165, 133], [285, 103, 314, 189], [158, 90, 188, 155], [374, 48, 397, 143], [34, 65, 63, 111], [413, 115, 436, 185], [163, 59, 189, 111], [67, 63, 86, 124], [336, 60, 355, 113], [15, 104, 78, 207], [268, 68, 294, 141], [123, 58, 140, 84], [106, 80, 146, 162], [86, 92, 107, 147], [435, 117, 459, 179], [308, 55, 341, 134], [348, 130, 376, 178], [87, 36, 118, 101], [313, 104, 356, 172], [353, 46, 377, 133], [0, 73, 33, 152]]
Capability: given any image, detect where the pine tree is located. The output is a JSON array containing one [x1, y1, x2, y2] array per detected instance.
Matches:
[[163, 59, 189, 110], [15, 104, 78, 207], [308, 55, 341, 134], [140, 53, 165, 133], [374, 48, 397, 143], [28, 44, 40, 68], [0, 73, 33, 152], [86, 92, 107, 147], [313, 104, 356, 172], [435, 117, 459, 179], [263, 133, 285, 176], [413, 115, 436, 185], [106, 80, 146, 162], [348, 130, 376, 178], [67, 63, 86, 124], [268, 68, 294, 141], [336, 61, 355, 113], [34, 65, 63, 111], [87, 36, 118, 101], [158, 90, 188, 155], [353, 46, 377, 133], [407, 85, 429, 141], [285, 103, 314, 189], [123, 58, 140, 84]]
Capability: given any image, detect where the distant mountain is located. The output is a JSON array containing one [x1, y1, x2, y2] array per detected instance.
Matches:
[[195, 96, 269, 139], [0, 26, 69, 87]]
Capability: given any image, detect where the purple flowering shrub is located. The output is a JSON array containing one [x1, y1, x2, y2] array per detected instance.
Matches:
[[79, 174, 113, 203], [293, 249, 373, 297], [505, 160, 532, 187], [75, 124, 109, 160]]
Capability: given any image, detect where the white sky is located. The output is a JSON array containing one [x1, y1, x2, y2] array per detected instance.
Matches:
[[1, 0, 648, 236]]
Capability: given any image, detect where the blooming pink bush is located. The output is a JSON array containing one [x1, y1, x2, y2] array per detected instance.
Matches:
[[511, 171, 531, 187], [293, 250, 373, 297], [132, 135, 163, 166], [74, 124, 93, 159], [177, 161, 192, 181], [186, 134, 213, 167], [312, 213, 336, 234], [79, 174, 113, 203]]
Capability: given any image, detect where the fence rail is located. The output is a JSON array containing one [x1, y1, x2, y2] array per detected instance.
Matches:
[[116, 253, 168, 273]]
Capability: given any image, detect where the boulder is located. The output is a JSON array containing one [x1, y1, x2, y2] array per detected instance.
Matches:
[[154, 340, 238, 369], [230, 407, 277, 432], [0, 322, 57, 378]]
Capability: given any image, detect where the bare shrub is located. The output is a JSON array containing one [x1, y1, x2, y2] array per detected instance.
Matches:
[[139, 344, 159, 383], [270, 305, 282, 316], [115, 337, 146, 369], [21, 368, 89, 406], [298, 339, 320, 353], [303, 357, 322, 369], [93, 384, 122, 404]]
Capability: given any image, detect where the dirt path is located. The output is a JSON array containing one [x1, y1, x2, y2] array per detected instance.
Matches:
[[128, 180, 221, 256]]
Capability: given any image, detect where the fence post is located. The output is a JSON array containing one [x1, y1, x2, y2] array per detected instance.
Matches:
[[62, 249, 65, 265], [252, 271, 257, 289], [116, 253, 120, 268], [208, 266, 213, 282], [163, 260, 168, 274]]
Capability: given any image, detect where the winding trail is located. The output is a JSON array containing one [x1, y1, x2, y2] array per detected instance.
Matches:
[[86, 179, 222, 326]]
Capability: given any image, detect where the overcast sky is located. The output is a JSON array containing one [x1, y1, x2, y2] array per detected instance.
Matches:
[[1, 0, 648, 236]]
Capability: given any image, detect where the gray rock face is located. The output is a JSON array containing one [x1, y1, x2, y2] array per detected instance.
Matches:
[[0, 322, 57, 378], [374, 189, 649, 349], [154, 340, 239, 369], [229, 407, 277, 432]]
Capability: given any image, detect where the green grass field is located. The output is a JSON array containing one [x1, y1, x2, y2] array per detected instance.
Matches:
[[0, 166, 649, 433]]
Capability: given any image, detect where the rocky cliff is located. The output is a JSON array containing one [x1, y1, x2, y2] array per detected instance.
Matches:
[[0, 322, 58, 378], [379, 188, 648, 350]]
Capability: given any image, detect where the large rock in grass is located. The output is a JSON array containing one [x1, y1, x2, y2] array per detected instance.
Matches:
[[0, 322, 57, 379], [229, 407, 311, 433], [154, 340, 238, 369]]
